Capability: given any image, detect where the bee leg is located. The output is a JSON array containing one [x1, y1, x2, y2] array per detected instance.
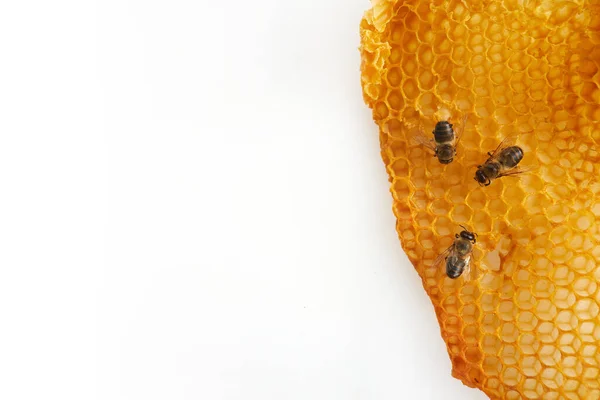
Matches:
[[455, 234, 459, 238]]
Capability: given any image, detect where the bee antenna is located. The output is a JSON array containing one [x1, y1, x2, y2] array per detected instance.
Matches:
[[459, 224, 468, 231]]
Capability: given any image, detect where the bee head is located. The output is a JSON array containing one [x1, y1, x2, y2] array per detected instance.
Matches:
[[460, 230, 476, 242], [437, 145, 454, 164]]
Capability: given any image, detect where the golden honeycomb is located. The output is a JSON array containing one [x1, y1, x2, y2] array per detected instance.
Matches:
[[360, 0, 600, 398]]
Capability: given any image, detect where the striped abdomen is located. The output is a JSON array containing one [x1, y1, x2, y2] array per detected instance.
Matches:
[[497, 146, 524, 169], [433, 121, 455, 145], [446, 255, 466, 279]]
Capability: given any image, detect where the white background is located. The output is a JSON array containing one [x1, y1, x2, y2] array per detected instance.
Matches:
[[0, 1, 487, 399]]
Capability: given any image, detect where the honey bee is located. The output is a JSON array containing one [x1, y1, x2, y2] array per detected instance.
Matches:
[[475, 136, 527, 186], [433, 226, 477, 279], [413, 116, 468, 164]]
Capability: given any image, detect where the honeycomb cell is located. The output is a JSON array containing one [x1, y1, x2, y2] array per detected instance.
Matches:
[[555, 310, 579, 331], [502, 366, 522, 386], [573, 277, 597, 297], [518, 333, 539, 355], [563, 356, 584, 378], [574, 299, 600, 321], [553, 287, 576, 309], [360, 0, 600, 398], [386, 66, 402, 87], [541, 367, 564, 390]]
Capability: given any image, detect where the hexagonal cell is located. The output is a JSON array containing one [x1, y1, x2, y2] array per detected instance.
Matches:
[[471, 212, 492, 235], [429, 198, 452, 217], [385, 66, 402, 87], [549, 246, 573, 265], [481, 333, 501, 355], [501, 366, 523, 386], [497, 300, 515, 322], [432, 216, 453, 237], [401, 31, 420, 53], [416, 229, 436, 250], [522, 378, 543, 399], [581, 344, 597, 365], [465, 344, 482, 364], [574, 298, 600, 321], [532, 278, 554, 298], [488, 43, 511, 64], [583, 367, 600, 380], [450, 203, 472, 224], [386, 88, 405, 111], [460, 303, 480, 325], [537, 321, 559, 342], [451, 66, 474, 89], [515, 288, 535, 310], [482, 356, 501, 376], [437, 77, 460, 104], [549, 225, 572, 245], [552, 287, 576, 309], [450, 44, 470, 65], [555, 310, 579, 331], [570, 254, 595, 274], [487, 198, 508, 217], [541, 367, 564, 390], [465, 189, 487, 210], [417, 44, 434, 67], [539, 344, 561, 366], [528, 215, 551, 238], [562, 356, 583, 378], [519, 355, 542, 377], [550, 265, 574, 286], [473, 74, 492, 97], [507, 205, 527, 227], [513, 269, 532, 288], [508, 52, 533, 71], [559, 332, 582, 355], [491, 84, 512, 107], [401, 78, 419, 100], [391, 178, 412, 200], [505, 390, 522, 400], [500, 323, 519, 343], [518, 332, 540, 355], [516, 311, 538, 332], [442, 315, 461, 335], [417, 71, 437, 92]]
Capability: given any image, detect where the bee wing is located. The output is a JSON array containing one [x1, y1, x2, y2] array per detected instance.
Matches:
[[412, 130, 437, 152], [432, 244, 455, 269], [486, 135, 519, 162], [453, 114, 469, 148], [497, 165, 536, 178], [461, 255, 472, 281]]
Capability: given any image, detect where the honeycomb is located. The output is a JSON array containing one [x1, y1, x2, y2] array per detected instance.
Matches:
[[359, 0, 600, 398]]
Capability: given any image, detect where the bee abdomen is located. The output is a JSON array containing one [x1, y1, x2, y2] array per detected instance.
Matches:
[[499, 146, 524, 169], [446, 255, 465, 279], [433, 121, 454, 144]]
